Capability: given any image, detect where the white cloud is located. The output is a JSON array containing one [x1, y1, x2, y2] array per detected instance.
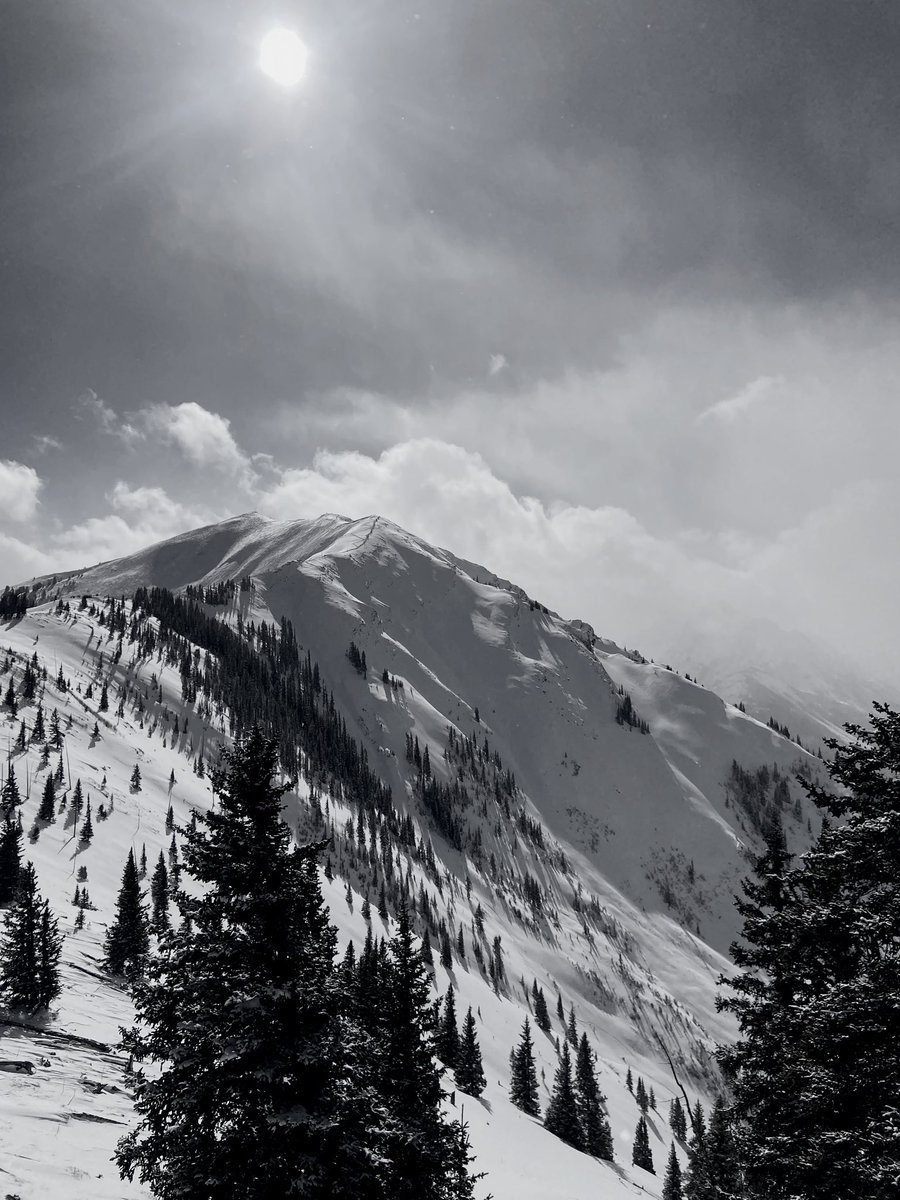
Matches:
[[32, 434, 63, 455], [698, 375, 784, 424], [488, 352, 508, 377], [141, 403, 255, 485], [0, 460, 42, 522]]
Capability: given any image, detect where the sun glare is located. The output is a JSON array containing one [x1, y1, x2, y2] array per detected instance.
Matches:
[[259, 28, 308, 87]]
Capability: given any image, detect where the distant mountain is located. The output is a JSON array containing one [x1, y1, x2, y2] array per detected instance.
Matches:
[[4, 512, 841, 1198], [658, 612, 897, 750]]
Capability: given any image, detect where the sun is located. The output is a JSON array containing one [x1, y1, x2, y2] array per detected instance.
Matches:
[[259, 28, 308, 87]]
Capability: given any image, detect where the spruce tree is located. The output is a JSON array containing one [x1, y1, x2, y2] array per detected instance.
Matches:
[[663, 1142, 684, 1200], [533, 983, 551, 1033], [544, 1042, 584, 1150], [437, 985, 460, 1068], [632, 1114, 655, 1173], [510, 1018, 541, 1117], [0, 862, 62, 1011], [636, 1075, 649, 1113], [80, 797, 93, 844], [576, 1032, 613, 1160], [117, 731, 480, 1200], [103, 848, 150, 980], [670, 1096, 688, 1142], [566, 1003, 578, 1047], [130, 763, 142, 791], [455, 1007, 486, 1097], [719, 705, 900, 1199], [0, 815, 22, 905], [37, 774, 55, 823], [1, 766, 21, 815], [150, 852, 170, 935]]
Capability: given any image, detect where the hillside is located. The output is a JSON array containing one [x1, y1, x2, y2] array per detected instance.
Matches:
[[0, 513, 835, 1198]]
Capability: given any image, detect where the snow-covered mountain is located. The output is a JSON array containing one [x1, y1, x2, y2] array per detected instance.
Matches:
[[659, 611, 898, 751], [1, 512, 842, 1198]]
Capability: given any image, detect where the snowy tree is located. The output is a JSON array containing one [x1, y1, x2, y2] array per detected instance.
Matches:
[[544, 1042, 584, 1150], [632, 1114, 654, 1173], [719, 703, 900, 1199], [103, 848, 150, 980], [663, 1142, 684, 1200], [0, 862, 62, 1012], [510, 1018, 541, 1117], [455, 1007, 486, 1097], [576, 1032, 614, 1160], [0, 815, 22, 905]]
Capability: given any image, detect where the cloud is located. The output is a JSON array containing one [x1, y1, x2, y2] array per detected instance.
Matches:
[[0, 460, 42, 521], [74, 389, 120, 434], [698, 375, 785, 423], [255, 436, 900, 677], [0, 481, 216, 585], [32, 434, 63, 455], [488, 353, 508, 377], [141, 403, 255, 484]]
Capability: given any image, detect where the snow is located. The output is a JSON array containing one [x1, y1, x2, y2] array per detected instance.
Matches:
[[0, 511, 841, 1197]]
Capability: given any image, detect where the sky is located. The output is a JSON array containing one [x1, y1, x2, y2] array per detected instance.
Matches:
[[2, 1, 900, 678]]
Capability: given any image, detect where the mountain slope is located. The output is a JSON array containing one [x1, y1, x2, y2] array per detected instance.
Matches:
[[0, 511, 840, 1197]]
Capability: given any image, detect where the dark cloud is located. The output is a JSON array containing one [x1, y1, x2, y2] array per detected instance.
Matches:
[[4, 0, 900, 434]]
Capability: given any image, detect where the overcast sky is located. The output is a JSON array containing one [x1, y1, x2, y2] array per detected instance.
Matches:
[[2, 1, 900, 676]]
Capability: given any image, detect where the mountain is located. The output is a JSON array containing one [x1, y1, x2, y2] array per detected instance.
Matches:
[[1, 512, 842, 1198], [660, 611, 899, 750]]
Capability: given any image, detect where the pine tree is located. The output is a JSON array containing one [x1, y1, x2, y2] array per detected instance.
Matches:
[[670, 1096, 689, 1142], [626, 1065, 634, 1093], [99, 683, 108, 711], [632, 1114, 654, 1173], [566, 1003, 578, 1047], [80, 797, 93, 844], [556, 991, 565, 1023], [544, 1043, 584, 1150], [0, 862, 62, 1011], [576, 1032, 614, 1160], [533, 982, 551, 1033], [440, 927, 453, 969], [165, 803, 174, 833], [31, 704, 45, 743], [455, 1007, 486, 1097], [509, 1019, 541, 1117], [37, 775, 55, 823], [719, 706, 900, 1199], [130, 763, 142, 791], [103, 848, 150, 980], [0, 815, 22, 905], [1, 766, 21, 815], [116, 730, 480, 1200], [437, 985, 460, 1068], [663, 1142, 684, 1200], [150, 852, 170, 935], [636, 1075, 649, 1113]]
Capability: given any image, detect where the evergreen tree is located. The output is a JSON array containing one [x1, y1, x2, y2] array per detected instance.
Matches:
[[150, 852, 170, 935], [116, 731, 480, 1200], [80, 798, 93, 844], [0, 862, 62, 1012], [37, 774, 55, 823], [684, 1096, 739, 1200], [626, 1065, 634, 1093], [533, 983, 551, 1033], [420, 927, 433, 967], [544, 1042, 584, 1150], [165, 803, 174, 833], [99, 683, 108, 711], [31, 704, 45, 743], [632, 1115, 655, 1173], [556, 991, 565, 1023], [509, 1019, 541, 1117], [663, 1142, 684, 1200], [440, 927, 453, 970], [636, 1075, 649, 1113], [130, 763, 142, 791], [576, 1032, 614, 1160], [103, 848, 150, 980], [437, 985, 460, 1068], [1, 766, 21, 815], [566, 1003, 578, 1047], [0, 815, 22, 906], [670, 1096, 688, 1142], [455, 1007, 486, 1097]]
